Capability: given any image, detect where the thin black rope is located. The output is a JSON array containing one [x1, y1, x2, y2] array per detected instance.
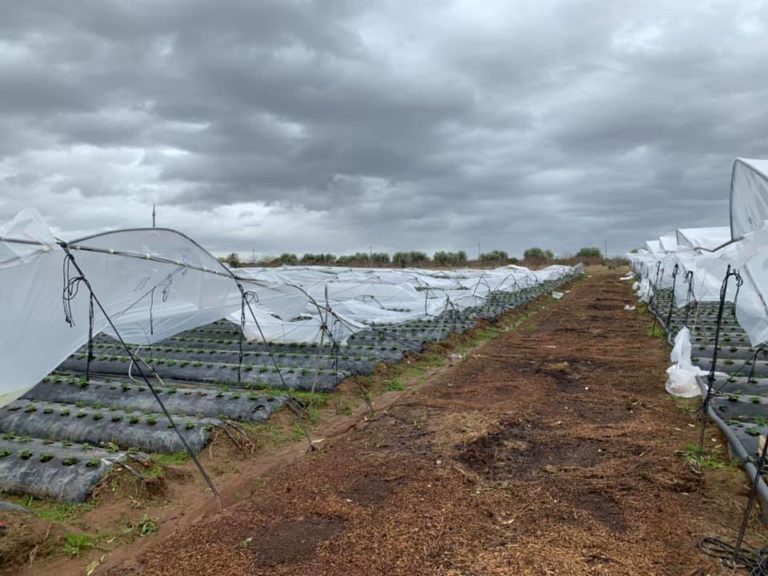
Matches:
[[59, 245, 220, 499], [85, 293, 94, 382], [733, 272, 745, 318], [236, 285, 316, 450], [149, 287, 155, 336]]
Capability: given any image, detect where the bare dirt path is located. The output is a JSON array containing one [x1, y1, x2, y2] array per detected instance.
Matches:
[[96, 270, 768, 574]]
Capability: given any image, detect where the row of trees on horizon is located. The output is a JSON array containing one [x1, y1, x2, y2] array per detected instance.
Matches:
[[220, 247, 606, 268]]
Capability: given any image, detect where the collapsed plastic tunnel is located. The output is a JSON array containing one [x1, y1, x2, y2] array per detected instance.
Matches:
[[0, 209, 582, 502]]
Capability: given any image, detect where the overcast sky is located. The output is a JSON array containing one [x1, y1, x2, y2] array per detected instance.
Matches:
[[1, 1, 767, 258]]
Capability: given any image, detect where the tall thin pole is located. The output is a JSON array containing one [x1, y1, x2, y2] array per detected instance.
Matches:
[[152, 204, 156, 228]]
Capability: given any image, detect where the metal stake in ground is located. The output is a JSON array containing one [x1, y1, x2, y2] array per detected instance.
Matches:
[[682, 270, 695, 326], [665, 264, 680, 330], [699, 265, 740, 455]]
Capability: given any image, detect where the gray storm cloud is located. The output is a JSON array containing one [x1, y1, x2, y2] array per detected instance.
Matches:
[[1, 0, 767, 256]]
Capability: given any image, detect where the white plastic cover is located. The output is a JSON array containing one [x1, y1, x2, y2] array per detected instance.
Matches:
[[675, 227, 731, 251], [0, 209, 579, 405], [718, 224, 768, 346], [665, 328, 704, 398], [659, 234, 678, 253], [730, 158, 768, 241]]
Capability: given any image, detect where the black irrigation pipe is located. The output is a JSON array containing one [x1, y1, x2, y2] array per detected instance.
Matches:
[[699, 397, 768, 574], [646, 291, 768, 569], [58, 243, 220, 499]]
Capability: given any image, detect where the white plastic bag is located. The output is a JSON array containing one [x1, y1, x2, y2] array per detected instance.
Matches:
[[665, 327, 703, 398], [665, 364, 701, 398], [670, 327, 693, 369]]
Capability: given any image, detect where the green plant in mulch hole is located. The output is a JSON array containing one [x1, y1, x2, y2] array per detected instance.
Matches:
[[136, 514, 157, 538], [112, 415, 123, 423], [145, 417, 158, 426], [93, 413, 103, 421], [128, 416, 140, 425], [7, 406, 21, 412], [24, 405, 37, 414], [62, 532, 95, 558], [19, 450, 32, 460], [746, 427, 762, 437], [39, 453, 54, 463], [62, 457, 77, 466], [86, 459, 100, 468], [184, 422, 195, 430], [0, 449, 11, 458], [60, 409, 71, 417], [755, 416, 768, 427], [122, 384, 131, 392], [751, 397, 762, 404], [76, 412, 88, 419], [387, 380, 405, 392], [727, 394, 740, 402]]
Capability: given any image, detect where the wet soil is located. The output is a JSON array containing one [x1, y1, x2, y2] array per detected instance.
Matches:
[[16, 269, 768, 576]]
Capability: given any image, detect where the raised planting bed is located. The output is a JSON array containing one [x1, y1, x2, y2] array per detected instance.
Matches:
[[0, 400, 217, 454], [0, 435, 131, 502], [23, 377, 286, 422], [57, 356, 349, 392]]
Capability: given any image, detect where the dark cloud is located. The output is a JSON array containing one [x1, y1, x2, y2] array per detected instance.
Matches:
[[1, 0, 767, 257]]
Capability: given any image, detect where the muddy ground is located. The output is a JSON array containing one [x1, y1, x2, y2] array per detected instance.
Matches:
[[9, 269, 768, 575]]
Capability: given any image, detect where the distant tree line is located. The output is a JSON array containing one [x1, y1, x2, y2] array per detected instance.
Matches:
[[219, 246, 605, 268]]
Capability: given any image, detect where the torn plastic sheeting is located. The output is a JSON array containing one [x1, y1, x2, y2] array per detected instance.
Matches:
[[666, 328, 706, 398]]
